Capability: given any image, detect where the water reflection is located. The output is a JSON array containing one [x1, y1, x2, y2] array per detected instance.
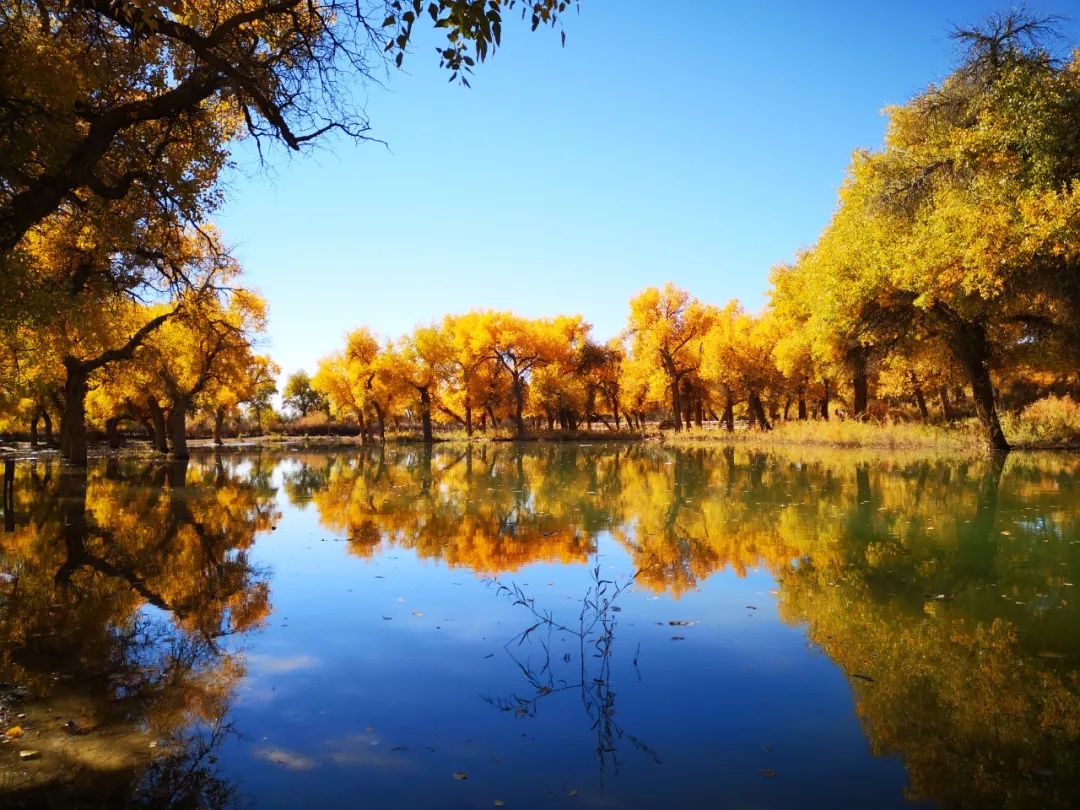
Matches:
[[0, 455, 276, 807], [1, 445, 1078, 808], [286, 444, 1080, 807]]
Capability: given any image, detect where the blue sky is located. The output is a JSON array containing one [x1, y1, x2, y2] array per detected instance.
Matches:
[[217, 1, 1078, 382]]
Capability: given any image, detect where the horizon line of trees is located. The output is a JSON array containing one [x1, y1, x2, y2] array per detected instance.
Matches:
[[310, 12, 1080, 452]]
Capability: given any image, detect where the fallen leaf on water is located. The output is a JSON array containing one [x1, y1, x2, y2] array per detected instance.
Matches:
[[759, 769, 776, 778], [667, 620, 694, 626], [413, 611, 424, 617], [6, 726, 24, 739], [568, 789, 579, 797], [453, 771, 468, 781], [1038, 650, 1068, 659], [671, 636, 685, 641]]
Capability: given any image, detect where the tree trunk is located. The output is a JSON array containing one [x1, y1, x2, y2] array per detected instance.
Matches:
[[953, 323, 1009, 452], [373, 403, 387, 444], [913, 381, 929, 422], [168, 396, 190, 459], [670, 379, 683, 431], [41, 407, 55, 447], [105, 417, 123, 449], [694, 398, 704, 428], [60, 359, 89, 465], [797, 388, 807, 420], [213, 407, 226, 446], [722, 392, 735, 432], [748, 391, 772, 431], [820, 379, 831, 421], [512, 376, 526, 438], [465, 395, 473, 438], [148, 400, 169, 453], [851, 349, 869, 418], [418, 387, 434, 443], [938, 387, 955, 422], [611, 396, 620, 430], [30, 410, 40, 448]]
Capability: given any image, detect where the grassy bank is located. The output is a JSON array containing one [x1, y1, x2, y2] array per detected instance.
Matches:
[[7, 414, 1078, 460], [662, 420, 987, 451]]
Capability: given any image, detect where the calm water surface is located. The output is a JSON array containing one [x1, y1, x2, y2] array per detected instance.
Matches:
[[1, 444, 1079, 808]]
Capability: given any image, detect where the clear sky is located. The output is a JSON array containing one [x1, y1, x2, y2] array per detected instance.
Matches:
[[216, 1, 1078, 383]]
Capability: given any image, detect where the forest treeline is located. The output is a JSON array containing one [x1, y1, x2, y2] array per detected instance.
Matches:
[[308, 14, 1080, 452], [2, 8, 1079, 458]]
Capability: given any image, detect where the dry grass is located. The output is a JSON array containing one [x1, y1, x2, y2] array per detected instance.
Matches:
[[665, 418, 986, 451]]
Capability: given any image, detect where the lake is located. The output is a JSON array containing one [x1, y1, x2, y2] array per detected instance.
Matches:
[[1, 444, 1078, 808]]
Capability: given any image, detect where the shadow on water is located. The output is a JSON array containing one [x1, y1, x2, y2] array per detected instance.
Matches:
[[1, 444, 1079, 807]]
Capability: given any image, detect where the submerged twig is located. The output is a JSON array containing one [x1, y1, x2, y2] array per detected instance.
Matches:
[[482, 561, 660, 785]]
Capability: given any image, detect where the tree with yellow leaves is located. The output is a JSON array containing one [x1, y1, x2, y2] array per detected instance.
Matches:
[[700, 303, 784, 430], [0, 0, 577, 258], [624, 283, 717, 431], [141, 289, 268, 458], [780, 12, 1080, 450]]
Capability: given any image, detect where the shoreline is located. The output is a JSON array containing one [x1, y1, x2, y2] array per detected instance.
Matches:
[[4, 426, 1080, 460]]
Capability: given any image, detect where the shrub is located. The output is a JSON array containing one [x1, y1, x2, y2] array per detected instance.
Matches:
[[1005, 395, 1080, 446]]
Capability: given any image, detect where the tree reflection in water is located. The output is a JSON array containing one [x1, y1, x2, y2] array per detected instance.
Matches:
[[1, 445, 1078, 808], [298, 444, 1080, 809], [0, 453, 277, 807]]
